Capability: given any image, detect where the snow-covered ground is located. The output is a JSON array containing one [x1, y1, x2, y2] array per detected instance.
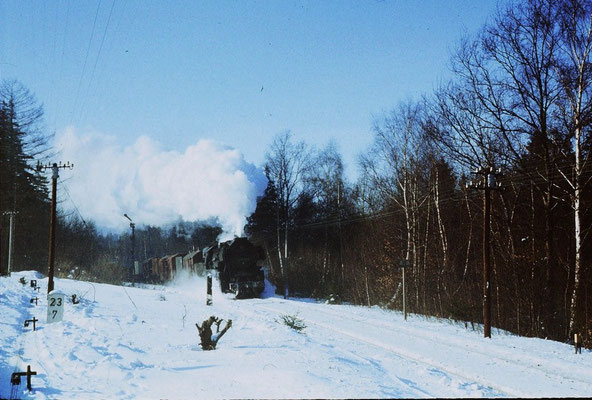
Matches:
[[1, 271, 591, 399]]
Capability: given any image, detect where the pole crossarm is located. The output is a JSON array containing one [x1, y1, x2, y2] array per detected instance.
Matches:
[[466, 166, 503, 190], [36, 161, 74, 174]]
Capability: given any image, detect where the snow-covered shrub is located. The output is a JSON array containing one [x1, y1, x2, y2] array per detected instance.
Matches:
[[324, 294, 342, 304], [278, 313, 307, 332]]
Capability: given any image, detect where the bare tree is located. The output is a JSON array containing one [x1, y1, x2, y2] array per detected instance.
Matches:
[[265, 131, 314, 297], [360, 102, 432, 309], [431, 0, 569, 338], [554, 0, 592, 338], [307, 141, 347, 293]]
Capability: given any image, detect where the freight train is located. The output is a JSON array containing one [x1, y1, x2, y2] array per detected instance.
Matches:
[[138, 237, 265, 298]]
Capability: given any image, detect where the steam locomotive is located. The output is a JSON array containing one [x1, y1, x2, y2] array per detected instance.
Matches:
[[139, 237, 265, 298], [203, 237, 266, 298]]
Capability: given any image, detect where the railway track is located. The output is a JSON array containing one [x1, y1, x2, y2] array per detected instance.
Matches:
[[248, 299, 590, 398], [256, 298, 592, 388]]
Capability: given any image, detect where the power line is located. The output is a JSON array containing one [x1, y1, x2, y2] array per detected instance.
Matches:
[[58, 176, 87, 226], [76, 0, 117, 126], [69, 0, 102, 122], [251, 155, 592, 244]]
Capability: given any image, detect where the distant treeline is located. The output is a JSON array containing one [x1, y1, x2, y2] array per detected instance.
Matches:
[[0, 79, 222, 283]]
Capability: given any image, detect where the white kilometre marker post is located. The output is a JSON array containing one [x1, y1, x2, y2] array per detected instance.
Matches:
[[47, 290, 65, 323]]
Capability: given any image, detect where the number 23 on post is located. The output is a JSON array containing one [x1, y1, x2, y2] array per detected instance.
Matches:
[[47, 291, 65, 323]]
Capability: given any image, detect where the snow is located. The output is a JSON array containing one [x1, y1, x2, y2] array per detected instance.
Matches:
[[2, 271, 591, 399]]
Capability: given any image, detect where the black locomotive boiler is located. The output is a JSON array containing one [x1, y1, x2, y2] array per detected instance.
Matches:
[[203, 237, 265, 298]]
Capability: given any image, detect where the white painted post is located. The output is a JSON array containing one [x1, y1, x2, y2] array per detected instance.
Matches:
[[47, 291, 65, 323]]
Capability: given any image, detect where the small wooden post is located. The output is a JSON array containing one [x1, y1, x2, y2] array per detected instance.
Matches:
[[11, 365, 37, 391], [399, 259, 409, 320], [24, 317, 38, 331], [402, 266, 406, 320], [26, 365, 36, 391], [575, 333, 582, 354]]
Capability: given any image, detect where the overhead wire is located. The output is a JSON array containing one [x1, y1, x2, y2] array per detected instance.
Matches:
[[76, 0, 117, 126], [58, 176, 88, 226], [79, 0, 132, 126], [47, 0, 72, 134], [69, 0, 103, 123], [251, 156, 592, 245]]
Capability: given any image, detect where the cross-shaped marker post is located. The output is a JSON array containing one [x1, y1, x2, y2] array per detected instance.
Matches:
[[24, 317, 38, 331], [11, 365, 37, 391], [30, 297, 38, 305]]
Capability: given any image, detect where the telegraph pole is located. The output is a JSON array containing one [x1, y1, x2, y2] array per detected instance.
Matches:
[[3, 211, 18, 276], [124, 214, 136, 281], [468, 166, 501, 338], [37, 161, 73, 293]]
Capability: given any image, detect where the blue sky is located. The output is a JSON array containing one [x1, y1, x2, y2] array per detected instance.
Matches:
[[0, 0, 502, 230]]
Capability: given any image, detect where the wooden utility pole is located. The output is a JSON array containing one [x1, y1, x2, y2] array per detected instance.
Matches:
[[124, 213, 136, 279], [3, 211, 18, 276], [400, 259, 409, 320], [37, 162, 73, 293], [468, 166, 501, 338]]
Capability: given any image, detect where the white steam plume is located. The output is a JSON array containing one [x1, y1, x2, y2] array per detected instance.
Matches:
[[54, 128, 267, 236]]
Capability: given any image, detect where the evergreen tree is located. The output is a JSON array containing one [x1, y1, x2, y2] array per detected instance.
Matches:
[[0, 80, 51, 274]]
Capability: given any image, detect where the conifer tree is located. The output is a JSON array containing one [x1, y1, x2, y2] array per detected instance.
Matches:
[[0, 80, 51, 273]]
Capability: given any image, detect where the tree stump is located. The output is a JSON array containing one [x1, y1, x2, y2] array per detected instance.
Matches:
[[196, 316, 232, 350]]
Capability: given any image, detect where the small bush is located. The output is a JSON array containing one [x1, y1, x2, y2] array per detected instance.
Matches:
[[278, 313, 307, 332], [324, 294, 342, 305]]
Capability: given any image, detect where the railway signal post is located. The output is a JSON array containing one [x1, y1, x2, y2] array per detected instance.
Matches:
[[124, 214, 136, 282]]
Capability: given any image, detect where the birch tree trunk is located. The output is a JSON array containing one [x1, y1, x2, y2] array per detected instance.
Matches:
[[555, 1, 592, 338]]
